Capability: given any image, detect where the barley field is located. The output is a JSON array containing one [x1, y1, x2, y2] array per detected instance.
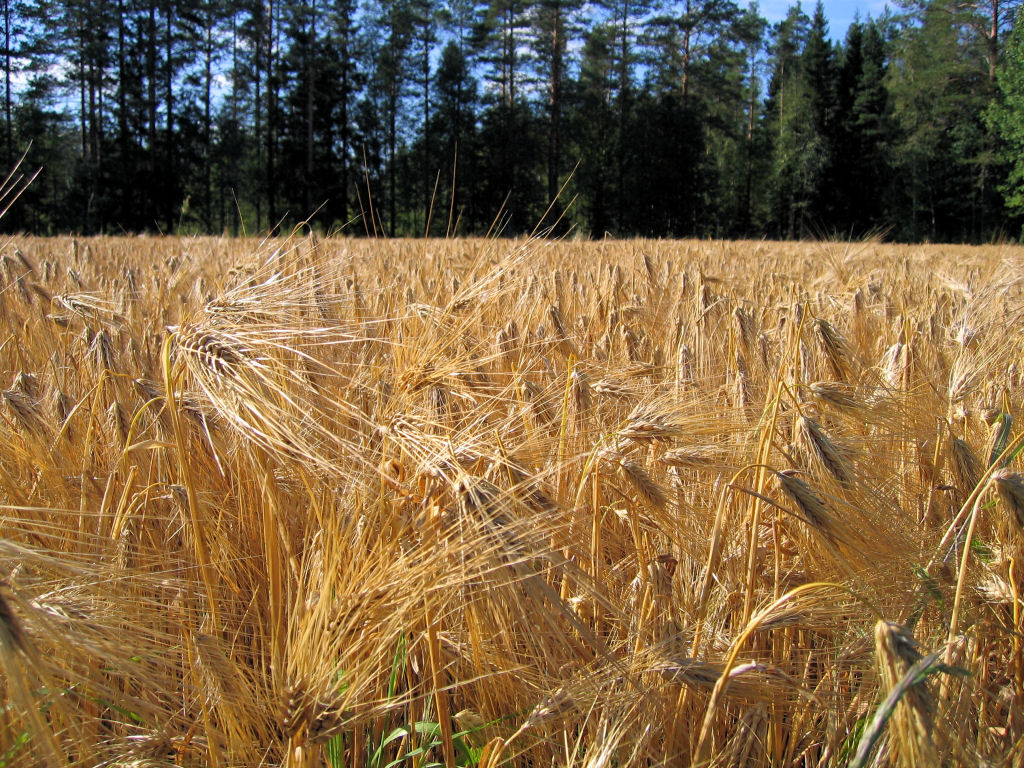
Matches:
[[1, 234, 1023, 767]]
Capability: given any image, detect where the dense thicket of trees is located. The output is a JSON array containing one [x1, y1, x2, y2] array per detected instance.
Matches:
[[2, 0, 1023, 240]]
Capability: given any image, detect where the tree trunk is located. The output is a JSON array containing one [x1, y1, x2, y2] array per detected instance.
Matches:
[[389, 77, 397, 234], [2, 0, 11, 168], [165, 0, 175, 230], [254, 3, 263, 230], [681, 0, 692, 106], [547, 2, 563, 205], [266, 0, 278, 227], [148, 1, 158, 204], [305, 2, 317, 217], [422, 27, 430, 232], [339, 28, 350, 226], [203, 6, 213, 230], [617, 0, 629, 231], [743, 45, 756, 233]]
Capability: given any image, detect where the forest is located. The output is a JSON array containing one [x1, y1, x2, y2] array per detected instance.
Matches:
[[2, 0, 1024, 241]]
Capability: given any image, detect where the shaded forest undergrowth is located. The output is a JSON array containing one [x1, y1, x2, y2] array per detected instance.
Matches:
[[1, 235, 1024, 766]]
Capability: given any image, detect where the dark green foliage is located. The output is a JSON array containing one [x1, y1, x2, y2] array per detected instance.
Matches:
[[1, 0, 1021, 240]]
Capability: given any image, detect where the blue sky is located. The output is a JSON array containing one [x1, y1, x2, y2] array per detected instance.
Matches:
[[758, 1, 894, 41]]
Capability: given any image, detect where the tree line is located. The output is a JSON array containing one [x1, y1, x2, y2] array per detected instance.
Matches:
[[3, 0, 1024, 241]]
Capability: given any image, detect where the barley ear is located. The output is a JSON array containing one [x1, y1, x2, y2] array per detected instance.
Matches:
[[993, 468, 1024, 530], [852, 621, 941, 768]]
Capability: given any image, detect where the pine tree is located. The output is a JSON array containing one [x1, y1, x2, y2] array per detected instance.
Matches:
[[186, 0, 232, 232], [648, 0, 740, 106], [572, 21, 617, 235], [832, 18, 864, 233], [799, 1, 837, 227], [763, 3, 819, 237], [366, 0, 415, 234], [594, 0, 656, 231], [474, 0, 542, 231], [0, 0, 18, 170], [528, 0, 582, 208], [326, 0, 362, 231], [699, 4, 767, 235], [408, 0, 437, 232], [848, 18, 892, 233], [888, 1, 990, 240], [644, 0, 755, 235], [8, 60, 77, 232], [21, 0, 118, 230], [214, 1, 260, 232], [432, 39, 478, 232]]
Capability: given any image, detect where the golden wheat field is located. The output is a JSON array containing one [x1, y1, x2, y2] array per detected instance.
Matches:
[[1, 234, 1023, 767]]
